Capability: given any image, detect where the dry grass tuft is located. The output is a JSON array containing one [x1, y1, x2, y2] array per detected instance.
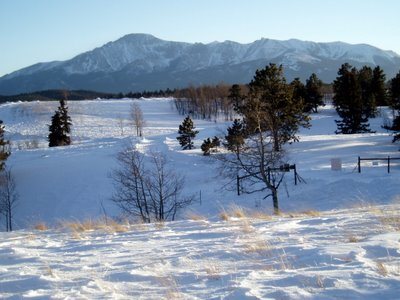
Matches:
[[220, 211, 230, 221], [281, 210, 321, 218], [219, 205, 249, 221], [347, 235, 361, 243], [300, 210, 321, 217], [155, 221, 165, 230], [376, 261, 388, 276], [186, 213, 207, 221], [158, 275, 183, 299], [351, 201, 383, 215], [379, 215, 400, 231], [232, 206, 247, 218], [315, 275, 325, 289], [204, 263, 222, 280], [244, 240, 271, 254], [62, 220, 97, 232], [240, 220, 255, 234], [104, 219, 129, 233], [34, 222, 48, 231], [250, 211, 272, 220], [59, 218, 130, 234]]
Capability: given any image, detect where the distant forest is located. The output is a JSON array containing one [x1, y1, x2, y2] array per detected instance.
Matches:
[[0, 83, 333, 103], [0, 90, 115, 103]]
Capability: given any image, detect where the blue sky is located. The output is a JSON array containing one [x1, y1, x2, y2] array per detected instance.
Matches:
[[1, 0, 399, 77]]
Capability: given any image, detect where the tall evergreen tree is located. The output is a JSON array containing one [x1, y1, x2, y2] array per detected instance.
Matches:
[[290, 78, 307, 108], [305, 73, 324, 113], [389, 71, 400, 142], [224, 119, 245, 154], [389, 71, 400, 110], [333, 63, 372, 134], [371, 66, 387, 106], [176, 116, 199, 150], [0, 121, 10, 171], [358, 66, 376, 118], [48, 99, 72, 147], [239, 63, 310, 152], [228, 84, 243, 111]]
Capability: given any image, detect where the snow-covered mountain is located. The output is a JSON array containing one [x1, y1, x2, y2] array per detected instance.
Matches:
[[1, 33, 400, 95]]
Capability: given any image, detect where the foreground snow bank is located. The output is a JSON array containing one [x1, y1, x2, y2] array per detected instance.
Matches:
[[0, 204, 399, 299]]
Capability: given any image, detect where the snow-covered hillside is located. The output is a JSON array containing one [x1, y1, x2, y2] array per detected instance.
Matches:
[[1, 98, 399, 226], [0, 98, 399, 298]]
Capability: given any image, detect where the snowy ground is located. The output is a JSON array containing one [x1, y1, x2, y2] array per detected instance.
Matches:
[[0, 98, 399, 298]]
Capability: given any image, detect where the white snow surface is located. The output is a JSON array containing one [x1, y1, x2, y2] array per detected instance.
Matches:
[[0, 98, 399, 299]]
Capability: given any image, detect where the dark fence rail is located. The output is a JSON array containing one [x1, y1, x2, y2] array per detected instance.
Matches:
[[358, 156, 400, 173]]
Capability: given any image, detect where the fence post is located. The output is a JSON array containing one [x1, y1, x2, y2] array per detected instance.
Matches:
[[388, 156, 391, 173], [358, 156, 361, 173]]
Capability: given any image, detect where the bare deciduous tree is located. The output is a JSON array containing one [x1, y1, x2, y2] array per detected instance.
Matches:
[[111, 147, 192, 222], [116, 114, 126, 136], [0, 168, 18, 231], [219, 119, 286, 214], [131, 103, 145, 137]]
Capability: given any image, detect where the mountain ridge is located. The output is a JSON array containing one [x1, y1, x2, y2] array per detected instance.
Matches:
[[1, 33, 400, 95]]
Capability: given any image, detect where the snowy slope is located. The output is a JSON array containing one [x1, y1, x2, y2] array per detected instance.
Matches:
[[0, 98, 400, 298], [1, 98, 399, 227]]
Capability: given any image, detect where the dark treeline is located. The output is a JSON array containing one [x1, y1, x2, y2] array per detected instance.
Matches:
[[0, 89, 116, 103], [123, 88, 176, 99]]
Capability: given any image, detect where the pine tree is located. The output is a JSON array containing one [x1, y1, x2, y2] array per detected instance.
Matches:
[[176, 116, 199, 150], [211, 136, 221, 151], [333, 64, 372, 134], [390, 71, 400, 111], [389, 71, 400, 142], [0, 121, 10, 171], [290, 77, 306, 102], [224, 119, 245, 154], [240, 63, 310, 152], [358, 66, 376, 118], [305, 73, 324, 113], [48, 99, 72, 147], [201, 136, 221, 155], [201, 138, 213, 156], [228, 84, 243, 111], [371, 66, 387, 106]]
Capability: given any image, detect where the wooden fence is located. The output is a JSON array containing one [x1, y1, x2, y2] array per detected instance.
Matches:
[[357, 156, 400, 173]]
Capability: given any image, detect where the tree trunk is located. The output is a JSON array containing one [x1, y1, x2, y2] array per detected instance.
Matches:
[[272, 187, 279, 215]]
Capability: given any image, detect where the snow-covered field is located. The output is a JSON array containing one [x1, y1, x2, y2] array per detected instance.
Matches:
[[0, 98, 399, 299]]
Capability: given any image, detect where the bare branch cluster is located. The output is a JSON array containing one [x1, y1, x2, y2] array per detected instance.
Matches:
[[111, 146, 193, 222]]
